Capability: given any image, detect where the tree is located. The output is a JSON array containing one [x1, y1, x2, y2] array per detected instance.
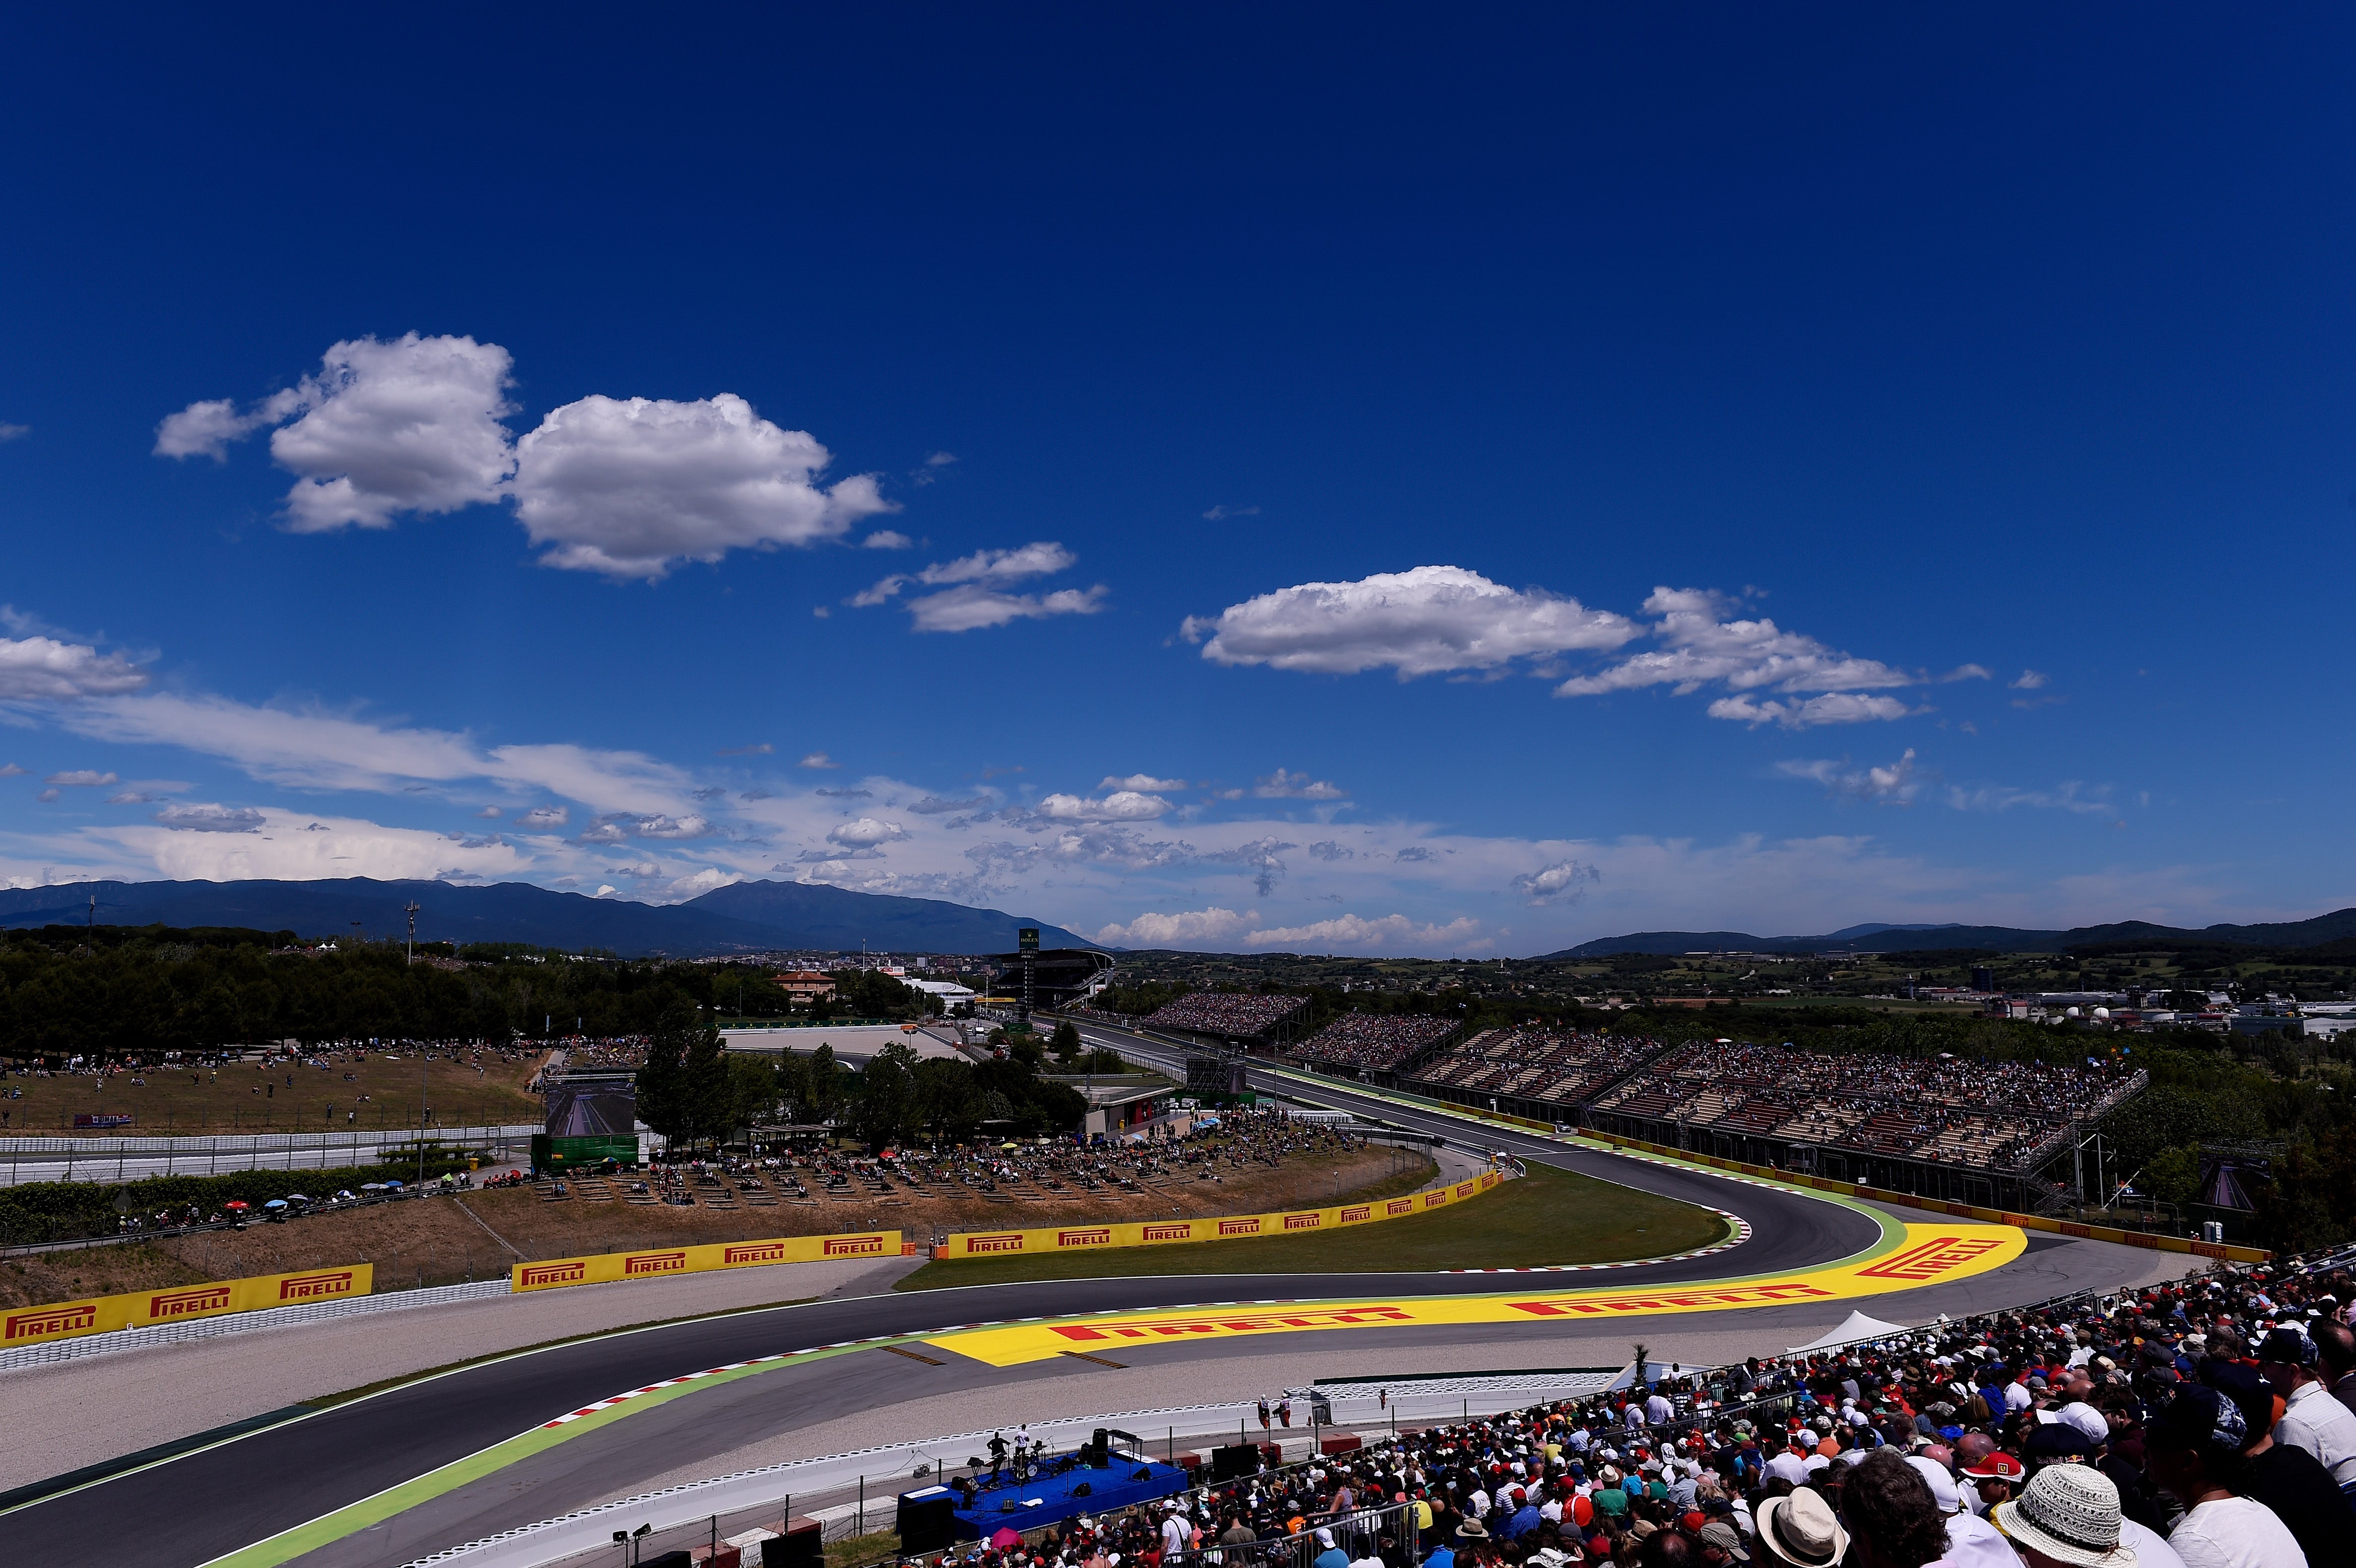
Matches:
[[853, 1040, 924, 1149], [676, 1014, 729, 1148], [795, 1042, 847, 1126], [1050, 1020, 1082, 1063], [725, 1053, 779, 1133], [913, 1057, 984, 1142], [635, 1007, 689, 1141]]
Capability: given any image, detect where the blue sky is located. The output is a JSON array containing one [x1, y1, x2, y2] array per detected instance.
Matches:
[[1, 7, 2350, 955]]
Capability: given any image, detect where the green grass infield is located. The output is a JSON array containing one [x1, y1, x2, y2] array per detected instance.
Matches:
[[894, 1162, 1730, 1289]]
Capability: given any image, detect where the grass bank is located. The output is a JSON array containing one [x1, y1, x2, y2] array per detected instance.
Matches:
[[894, 1162, 1728, 1289]]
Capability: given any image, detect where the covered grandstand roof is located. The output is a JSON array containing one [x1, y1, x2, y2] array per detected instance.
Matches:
[[983, 946, 1115, 1008]]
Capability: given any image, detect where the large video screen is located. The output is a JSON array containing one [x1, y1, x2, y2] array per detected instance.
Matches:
[[544, 1082, 637, 1137]]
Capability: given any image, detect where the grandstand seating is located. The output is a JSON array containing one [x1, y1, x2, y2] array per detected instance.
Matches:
[[1291, 1012, 1458, 1070], [1592, 1040, 2144, 1174]]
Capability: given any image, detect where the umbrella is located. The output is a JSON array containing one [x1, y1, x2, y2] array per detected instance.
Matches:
[[263, 1199, 288, 1209], [284, 1193, 311, 1203], [225, 1200, 250, 1210], [991, 1529, 1022, 1549]]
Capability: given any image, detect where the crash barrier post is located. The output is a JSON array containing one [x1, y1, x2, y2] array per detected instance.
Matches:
[[933, 1171, 1505, 1261], [511, 1230, 906, 1292], [1583, 1133, 2271, 1264], [1, 1262, 374, 1346]]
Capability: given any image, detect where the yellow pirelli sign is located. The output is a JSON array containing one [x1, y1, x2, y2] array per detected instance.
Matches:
[[937, 1170, 1506, 1260], [510, 1230, 904, 1292], [923, 1222, 2025, 1366], [3, 1263, 375, 1345]]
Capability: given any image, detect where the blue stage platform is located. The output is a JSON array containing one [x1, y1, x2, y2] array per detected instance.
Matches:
[[903, 1450, 1192, 1542]]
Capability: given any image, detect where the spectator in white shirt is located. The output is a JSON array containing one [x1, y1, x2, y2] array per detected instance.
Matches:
[[2143, 1386, 2309, 1568], [2259, 1326, 2356, 1501]]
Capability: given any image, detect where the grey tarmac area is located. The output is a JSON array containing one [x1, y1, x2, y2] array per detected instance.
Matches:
[[0, 1251, 921, 1492], [282, 1231, 2195, 1568]]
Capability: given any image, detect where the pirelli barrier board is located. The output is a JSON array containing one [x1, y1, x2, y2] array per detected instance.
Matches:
[[510, 1230, 905, 1292], [925, 1222, 2026, 1367], [3, 1263, 375, 1346], [938, 1169, 1506, 1260]]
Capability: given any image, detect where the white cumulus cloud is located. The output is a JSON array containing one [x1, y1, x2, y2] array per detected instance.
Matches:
[[511, 393, 892, 579], [1555, 587, 1979, 728], [1100, 774, 1188, 792], [1254, 768, 1345, 800], [1513, 860, 1600, 905], [1181, 565, 1636, 677], [157, 336, 886, 579], [909, 583, 1106, 633], [1094, 907, 1258, 948], [43, 770, 119, 787], [1244, 913, 1486, 955], [1034, 790, 1170, 822], [0, 636, 151, 701], [1776, 749, 1925, 803], [826, 816, 909, 848], [157, 334, 518, 531], [154, 803, 266, 833], [855, 541, 1106, 633], [1707, 694, 1915, 728]]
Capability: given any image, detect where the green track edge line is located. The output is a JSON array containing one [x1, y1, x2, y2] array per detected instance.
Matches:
[[196, 1339, 880, 1568]]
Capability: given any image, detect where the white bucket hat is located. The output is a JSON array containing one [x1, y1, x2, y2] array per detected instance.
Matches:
[[1755, 1489, 1848, 1568], [1994, 1464, 2137, 1568]]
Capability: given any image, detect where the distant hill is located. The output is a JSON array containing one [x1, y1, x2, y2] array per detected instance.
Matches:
[[1543, 907, 2356, 959], [0, 878, 1094, 957]]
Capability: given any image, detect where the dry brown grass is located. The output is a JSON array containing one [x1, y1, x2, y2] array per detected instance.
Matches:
[[2, 1048, 549, 1137], [0, 1143, 1436, 1303]]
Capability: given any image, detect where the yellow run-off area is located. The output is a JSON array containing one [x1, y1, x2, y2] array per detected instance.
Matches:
[[924, 1222, 2023, 1367], [3, 1262, 375, 1345]]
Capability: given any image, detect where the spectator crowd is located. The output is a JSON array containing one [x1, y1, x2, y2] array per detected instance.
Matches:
[[1591, 1044, 2145, 1175], [912, 1249, 2356, 1568], [1296, 1016, 1464, 1071], [1151, 994, 1313, 1039]]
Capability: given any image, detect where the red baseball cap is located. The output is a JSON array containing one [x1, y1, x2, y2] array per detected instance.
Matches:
[[1961, 1453, 2025, 1481]]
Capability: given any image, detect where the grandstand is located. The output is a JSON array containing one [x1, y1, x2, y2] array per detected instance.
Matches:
[[1584, 1039, 2145, 1209], [1406, 1028, 1662, 1115], [1143, 990, 1311, 1047], [1291, 1012, 1460, 1071]]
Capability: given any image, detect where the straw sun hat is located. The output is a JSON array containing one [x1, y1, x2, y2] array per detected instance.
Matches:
[[1994, 1465, 2137, 1568]]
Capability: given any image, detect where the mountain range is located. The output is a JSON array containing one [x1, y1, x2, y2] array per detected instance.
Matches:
[[1543, 909, 2356, 959], [0, 878, 1094, 957]]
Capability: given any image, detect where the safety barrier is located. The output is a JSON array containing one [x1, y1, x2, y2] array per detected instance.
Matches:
[[511, 1230, 906, 1292], [1, 1261, 375, 1346], [934, 1170, 1504, 1260], [1584, 1133, 2271, 1263]]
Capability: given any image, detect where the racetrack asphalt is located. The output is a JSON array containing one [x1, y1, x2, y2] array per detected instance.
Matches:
[[3, 1024, 2171, 1568]]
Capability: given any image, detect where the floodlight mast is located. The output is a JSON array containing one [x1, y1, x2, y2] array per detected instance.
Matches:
[[406, 901, 420, 965]]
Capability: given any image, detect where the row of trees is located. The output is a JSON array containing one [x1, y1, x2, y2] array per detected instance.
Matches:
[[0, 925, 936, 1057], [632, 1005, 1089, 1152]]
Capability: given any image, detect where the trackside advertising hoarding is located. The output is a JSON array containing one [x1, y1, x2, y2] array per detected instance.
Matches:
[[939, 1170, 1504, 1260], [2, 1264, 375, 1345], [510, 1230, 904, 1292]]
